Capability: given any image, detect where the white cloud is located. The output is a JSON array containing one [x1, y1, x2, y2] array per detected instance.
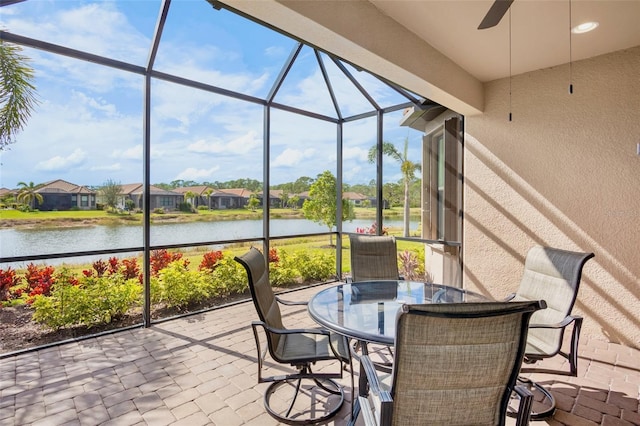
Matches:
[[91, 163, 123, 172], [35, 149, 87, 171], [112, 145, 142, 160], [272, 147, 316, 167], [228, 131, 263, 153], [265, 45, 287, 58], [175, 166, 221, 181], [187, 139, 226, 154], [344, 165, 363, 182], [343, 146, 369, 161], [1, 1, 422, 189], [7, 3, 149, 64], [153, 45, 270, 98], [187, 130, 261, 155]]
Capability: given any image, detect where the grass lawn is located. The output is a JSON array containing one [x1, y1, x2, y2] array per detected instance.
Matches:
[[1, 206, 417, 229], [0, 209, 112, 220]]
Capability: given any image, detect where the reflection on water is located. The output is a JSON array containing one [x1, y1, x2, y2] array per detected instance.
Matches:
[[1, 218, 417, 267]]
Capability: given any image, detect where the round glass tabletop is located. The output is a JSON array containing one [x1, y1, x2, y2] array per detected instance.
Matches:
[[308, 280, 489, 345]]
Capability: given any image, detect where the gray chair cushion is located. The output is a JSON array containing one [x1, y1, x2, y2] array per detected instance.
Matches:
[[513, 246, 594, 356], [349, 235, 399, 282]]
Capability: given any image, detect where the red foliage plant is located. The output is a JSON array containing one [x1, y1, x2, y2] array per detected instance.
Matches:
[[82, 256, 142, 282], [120, 258, 140, 280], [150, 249, 185, 276], [83, 259, 109, 278], [199, 250, 224, 271], [0, 267, 20, 302], [93, 259, 108, 277], [268, 248, 280, 264], [24, 263, 56, 303], [355, 222, 389, 236], [108, 257, 120, 275]]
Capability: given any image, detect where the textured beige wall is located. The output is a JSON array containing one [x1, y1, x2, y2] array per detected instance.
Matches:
[[464, 46, 640, 348]]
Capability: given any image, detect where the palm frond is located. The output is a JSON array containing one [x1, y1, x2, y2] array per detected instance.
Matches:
[[0, 39, 39, 150]]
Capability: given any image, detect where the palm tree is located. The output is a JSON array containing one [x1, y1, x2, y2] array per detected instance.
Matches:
[[16, 181, 43, 210], [184, 191, 197, 208], [368, 137, 420, 237], [203, 188, 213, 210], [0, 40, 39, 150]]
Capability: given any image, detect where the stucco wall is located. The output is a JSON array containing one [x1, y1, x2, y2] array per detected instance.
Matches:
[[464, 46, 640, 348]]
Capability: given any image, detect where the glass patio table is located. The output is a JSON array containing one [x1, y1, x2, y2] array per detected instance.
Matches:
[[308, 280, 491, 425], [308, 280, 490, 346]]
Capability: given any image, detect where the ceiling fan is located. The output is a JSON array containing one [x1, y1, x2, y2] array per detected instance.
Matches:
[[478, 0, 515, 29]]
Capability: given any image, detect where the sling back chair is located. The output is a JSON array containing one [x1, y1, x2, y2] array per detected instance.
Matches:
[[348, 234, 401, 370], [235, 247, 353, 425], [348, 234, 400, 283], [506, 245, 595, 419], [358, 301, 545, 426]]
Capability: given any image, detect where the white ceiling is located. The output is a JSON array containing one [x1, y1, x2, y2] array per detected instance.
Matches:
[[369, 0, 640, 82]]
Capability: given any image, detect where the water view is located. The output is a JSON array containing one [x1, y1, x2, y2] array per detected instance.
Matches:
[[1, 218, 417, 267]]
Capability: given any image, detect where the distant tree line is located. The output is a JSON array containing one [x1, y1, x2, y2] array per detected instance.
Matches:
[[151, 176, 421, 209]]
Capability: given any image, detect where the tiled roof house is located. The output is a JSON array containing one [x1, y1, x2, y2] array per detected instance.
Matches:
[[119, 183, 183, 211], [35, 179, 96, 211]]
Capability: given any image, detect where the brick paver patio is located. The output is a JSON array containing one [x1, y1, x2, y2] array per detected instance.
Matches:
[[1, 284, 638, 425]]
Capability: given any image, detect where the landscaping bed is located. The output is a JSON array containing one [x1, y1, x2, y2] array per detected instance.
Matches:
[[0, 290, 254, 355]]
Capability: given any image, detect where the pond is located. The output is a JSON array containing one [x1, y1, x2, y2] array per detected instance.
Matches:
[[1, 218, 418, 267]]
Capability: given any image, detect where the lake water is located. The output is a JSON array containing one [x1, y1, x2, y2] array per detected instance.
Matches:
[[1, 218, 416, 266]]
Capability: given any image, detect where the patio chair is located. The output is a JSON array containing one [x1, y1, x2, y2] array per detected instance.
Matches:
[[506, 245, 595, 419], [235, 247, 354, 425], [357, 301, 545, 426], [348, 234, 400, 283], [348, 234, 401, 369]]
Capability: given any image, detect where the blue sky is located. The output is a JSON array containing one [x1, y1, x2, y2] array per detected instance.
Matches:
[[0, 0, 423, 189]]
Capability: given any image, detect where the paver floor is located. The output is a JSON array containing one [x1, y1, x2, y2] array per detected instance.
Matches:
[[1, 284, 638, 425]]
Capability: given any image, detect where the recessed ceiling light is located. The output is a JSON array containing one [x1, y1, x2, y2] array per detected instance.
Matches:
[[572, 22, 599, 34]]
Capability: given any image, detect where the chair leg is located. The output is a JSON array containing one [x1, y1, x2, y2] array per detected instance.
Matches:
[[568, 317, 583, 376], [263, 374, 345, 425], [518, 376, 556, 420], [285, 377, 304, 418]]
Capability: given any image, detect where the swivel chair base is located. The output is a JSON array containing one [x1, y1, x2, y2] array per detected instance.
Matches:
[[263, 377, 344, 425], [508, 376, 556, 420]]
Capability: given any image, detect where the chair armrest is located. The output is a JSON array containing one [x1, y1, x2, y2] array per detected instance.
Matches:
[[529, 314, 582, 329], [275, 295, 308, 306], [503, 293, 516, 302], [252, 320, 330, 337], [513, 385, 533, 426]]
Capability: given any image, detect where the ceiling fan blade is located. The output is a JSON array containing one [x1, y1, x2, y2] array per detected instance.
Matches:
[[478, 0, 514, 30]]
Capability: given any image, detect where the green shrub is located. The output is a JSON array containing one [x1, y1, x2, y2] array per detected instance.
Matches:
[[151, 261, 213, 309], [209, 254, 247, 295], [124, 199, 136, 212], [153, 207, 165, 214], [197, 205, 209, 210], [32, 273, 142, 329], [292, 251, 335, 281], [177, 202, 195, 213], [269, 250, 298, 286]]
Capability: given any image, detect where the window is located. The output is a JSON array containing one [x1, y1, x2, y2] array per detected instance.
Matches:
[[423, 116, 462, 243], [80, 195, 89, 207]]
